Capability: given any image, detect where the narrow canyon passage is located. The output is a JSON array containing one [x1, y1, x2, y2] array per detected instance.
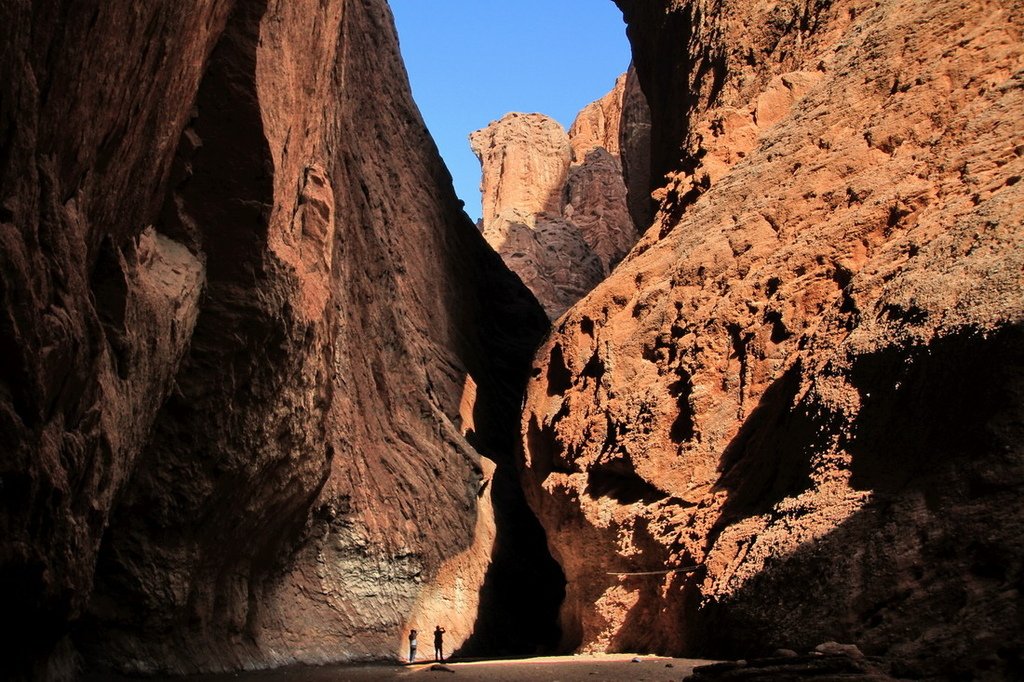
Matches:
[[0, 0, 568, 675], [1, 0, 1022, 680]]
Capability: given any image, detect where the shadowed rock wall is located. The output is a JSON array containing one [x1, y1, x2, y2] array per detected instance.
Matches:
[[0, 0, 554, 677], [521, 0, 1024, 677], [0, 1, 234, 677]]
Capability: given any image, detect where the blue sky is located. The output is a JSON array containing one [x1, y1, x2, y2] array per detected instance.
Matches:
[[390, 1, 632, 223]]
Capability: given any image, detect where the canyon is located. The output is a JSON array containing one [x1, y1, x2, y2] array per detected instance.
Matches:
[[0, 0, 556, 677], [0, 0, 1020, 680]]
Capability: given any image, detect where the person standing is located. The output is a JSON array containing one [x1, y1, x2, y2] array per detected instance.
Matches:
[[433, 625, 446, 662], [408, 628, 418, 663]]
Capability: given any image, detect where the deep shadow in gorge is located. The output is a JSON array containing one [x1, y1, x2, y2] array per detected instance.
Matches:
[[456, 463, 566, 657], [451, 53, 660, 657], [441, 195, 567, 655]]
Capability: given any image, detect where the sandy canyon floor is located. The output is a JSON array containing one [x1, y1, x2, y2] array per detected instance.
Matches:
[[86, 654, 718, 682]]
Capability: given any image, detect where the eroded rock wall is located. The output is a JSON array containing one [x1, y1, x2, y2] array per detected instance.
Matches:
[[470, 76, 650, 320], [521, 0, 1024, 677], [1, 0, 552, 677], [0, 2, 232, 677]]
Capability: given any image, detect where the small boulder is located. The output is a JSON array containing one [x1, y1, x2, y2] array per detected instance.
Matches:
[[773, 648, 799, 658], [429, 663, 455, 673], [815, 641, 865, 658]]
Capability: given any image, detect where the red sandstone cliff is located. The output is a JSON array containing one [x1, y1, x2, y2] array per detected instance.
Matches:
[[0, 0, 554, 677], [470, 75, 650, 320], [5, 1, 1022, 678], [521, 0, 1024, 677]]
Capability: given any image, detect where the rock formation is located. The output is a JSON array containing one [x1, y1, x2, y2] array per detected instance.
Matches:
[[470, 74, 650, 320], [4, 0, 1021, 678], [470, 112, 601, 321], [0, 0, 557, 678], [521, 0, 1024, 678], [566, 73, 644, 287]]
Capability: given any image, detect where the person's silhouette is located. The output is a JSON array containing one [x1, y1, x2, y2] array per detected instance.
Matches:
[[433, 625, 446, 662], [408, 629, 417, 662]]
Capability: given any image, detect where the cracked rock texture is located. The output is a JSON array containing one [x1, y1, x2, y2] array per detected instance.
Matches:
[[522, 0, 1024, 678], [0, 0, 551, 678], [470, 74, 650, 320]]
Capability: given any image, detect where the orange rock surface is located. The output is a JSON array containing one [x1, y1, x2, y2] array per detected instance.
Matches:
[[521, 0, 1024, 677], [3, 0, 1021, 678]]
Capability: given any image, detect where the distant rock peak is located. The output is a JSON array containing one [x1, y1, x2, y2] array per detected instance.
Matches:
[[470, 73, 652, 320]]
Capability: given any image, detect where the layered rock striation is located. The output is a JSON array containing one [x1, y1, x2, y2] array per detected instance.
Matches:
[[470, 73, 650, 320], [521, 0, 1024, 677], [0, 0, 555, 678]]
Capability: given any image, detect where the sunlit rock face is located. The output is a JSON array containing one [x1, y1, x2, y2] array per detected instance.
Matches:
[[521, 0, 1024, 677], [470, 74, 650, 320], [566, 72, 646, 282], [0, 0, 551, 677]]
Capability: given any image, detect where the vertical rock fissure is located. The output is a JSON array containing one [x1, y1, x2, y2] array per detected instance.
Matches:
[[461, 18, 664, 656], [438, 202, 566, 658]]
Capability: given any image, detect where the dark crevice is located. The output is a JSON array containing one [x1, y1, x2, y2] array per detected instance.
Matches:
[[526, 414, 569, 479], [616, 0, 728, 221], [668, 371, 695, 443], [581, 350, 605, 381], [707, 361, 819, 550], [450, 262, 563, 657], [89, 236, 130, 379], [879, 303, 928, 327], [455, 461, 566, 657], [764, 309, 792, 344], [600, 413, 620, 456], [619, 66, 654, 231], [546, 344, 572, 396], [586, 464, 666, 505], [726, 323, 753, 409]]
